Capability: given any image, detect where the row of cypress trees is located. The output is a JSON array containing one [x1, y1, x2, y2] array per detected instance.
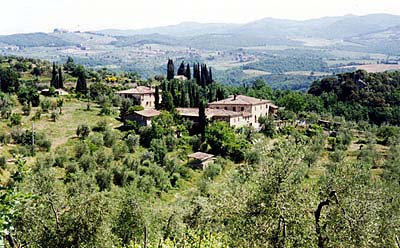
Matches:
[[50, 62, 64, 89], [168, 60, 213, 87]]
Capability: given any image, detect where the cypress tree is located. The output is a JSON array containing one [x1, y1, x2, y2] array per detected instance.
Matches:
[[199, 99, 207, 141], [177, 62, 185, 76], [167, 59, 175, 80], [50, 62, 58, 88], [208, 67, 213, 85], [185, 63, 191, 80], [75, 66, 87, 94], [155, 86, 160, 109], [58, 67, 63, 89]]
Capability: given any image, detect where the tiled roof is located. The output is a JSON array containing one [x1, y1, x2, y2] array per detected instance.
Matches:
[[188, 152, 214, 161], [208, 95, 270, 106], [116, 86, 155, 95], [134, 109, 161, 118]]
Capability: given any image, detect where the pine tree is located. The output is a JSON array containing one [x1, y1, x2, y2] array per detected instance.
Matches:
[[177, 62, 185, 76], [58, 67, 63, 89], [50, 62, 58, 88], [185, 63, 191, 80], [167, 59, 175, 80]]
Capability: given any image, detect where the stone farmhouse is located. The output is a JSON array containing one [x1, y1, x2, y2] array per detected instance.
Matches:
[[116, 86, 159, 109], [117, 86, 278, 128], [207, 95, 278, 128]]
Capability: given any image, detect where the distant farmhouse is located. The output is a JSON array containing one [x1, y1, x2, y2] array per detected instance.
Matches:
[[179, 95, 278, 128], [117, 86, 278, 128], [127, 109, 161, 127], [116, 86, 159, 109], [207, 95, 278, 128]]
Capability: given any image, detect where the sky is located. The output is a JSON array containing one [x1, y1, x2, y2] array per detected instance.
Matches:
[[1, 0, 400, 34]]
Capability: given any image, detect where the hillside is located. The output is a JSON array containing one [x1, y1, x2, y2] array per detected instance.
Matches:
[[1, 14, 400, 91], [0, 56, 399, 247]]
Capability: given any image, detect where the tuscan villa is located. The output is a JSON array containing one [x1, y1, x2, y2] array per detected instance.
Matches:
[[116, 86, 160, 109], [208, 95, 278, 128]]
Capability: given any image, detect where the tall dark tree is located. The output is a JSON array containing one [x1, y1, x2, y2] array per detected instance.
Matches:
[[208, 67, 213, 85], [199, 99, 207, 141], [58, 67, 63, 89], [185, 63, 191, 80], [177, 62, 185, 76], [154, 86, 160, 109], [160, 91, 174, 111], [75, 65, 87, 94], [167, 59, 175, 80], [216, 87, 225, 101], [50, 62, 58, 88], [193, 63, 200, 85]]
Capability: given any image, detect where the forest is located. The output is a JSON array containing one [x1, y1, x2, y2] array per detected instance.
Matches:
[[0, 56, 399, 247]]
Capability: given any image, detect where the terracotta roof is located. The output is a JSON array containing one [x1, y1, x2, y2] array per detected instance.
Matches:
[[116, 86, 155, 95], [134, 109, 161, 118], [209, 95, 270, 106], [188, 152, 214, 161]]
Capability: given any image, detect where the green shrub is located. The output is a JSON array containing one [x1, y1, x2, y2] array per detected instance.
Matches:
[[92, 120, 107, 132], [0, 156, 6, 169], [104, 129, 117, 147], [40, 98, 51, 112], [76, 124, 90, 139], [22, 103, 31, 116], [10, 113, 22, 126]]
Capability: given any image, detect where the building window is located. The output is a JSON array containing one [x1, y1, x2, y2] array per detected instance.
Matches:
[[255, 116, 257, 122], [241, 107, 244, 111], [216, 107, 219, 109], [233, 107, 236, 111], [224, 107, 227, 110]]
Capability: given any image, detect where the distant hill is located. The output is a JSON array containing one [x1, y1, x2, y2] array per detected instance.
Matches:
[[98, 22, 240, 37], [347, 25, 400, 54], [0, 32, 72, 47], [96, 14, 400, 40]]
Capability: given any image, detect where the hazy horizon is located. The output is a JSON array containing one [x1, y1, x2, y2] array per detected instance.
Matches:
[[1, 0, 400, 35]]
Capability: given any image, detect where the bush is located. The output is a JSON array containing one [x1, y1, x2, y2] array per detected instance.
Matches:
[[203, 163, 222, 180], [92, 120, 107, 132], [79, 154, 97, 172], [0, 156, 6, 169], [103, 129, 117, 147], [96, 169, 112, 191], [74, 141, 89, 159], [112, 142, 128, 160], [50, 111, 59, 122], [10, 113, 22, 126], [89, 133, 104, 147], [76, 124, 90, 139], [32, 109, 42, 120], [0, 132, 11, 145], [125, 134, 139, 152], [40, 98, 51, 112], [22, 103, 31, 116]]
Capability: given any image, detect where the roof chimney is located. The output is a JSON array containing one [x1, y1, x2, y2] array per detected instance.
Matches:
[[234, 94, 237, 100]]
